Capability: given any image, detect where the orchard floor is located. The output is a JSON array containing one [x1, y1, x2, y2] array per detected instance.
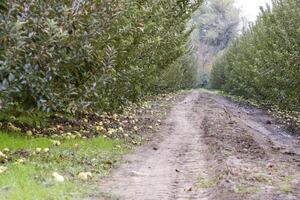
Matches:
[[87, 90, 300, 200]]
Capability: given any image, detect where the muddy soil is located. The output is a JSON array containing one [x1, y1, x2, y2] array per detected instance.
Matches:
[[86, 90, 300, 200]]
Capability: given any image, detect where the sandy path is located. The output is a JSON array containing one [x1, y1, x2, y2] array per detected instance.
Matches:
[[87, 90, 300, 200]]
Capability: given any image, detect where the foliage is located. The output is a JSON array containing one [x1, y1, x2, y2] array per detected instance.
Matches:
[[191, 0, 239, 53], [210, 0, 300, 111], [190, 0, 239, 86], [0, 0, 202, 113]]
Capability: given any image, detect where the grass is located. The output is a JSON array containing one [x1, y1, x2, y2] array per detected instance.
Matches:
[[234, 185, 260, 194], [196, 173, 220, 189], [0, 132, 52, 150], [279, 182, 292, 194], [0, 164, 77, 200], [0, 130, 130, 200]]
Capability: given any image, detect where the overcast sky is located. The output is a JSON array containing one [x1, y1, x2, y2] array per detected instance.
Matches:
[[235, 0, 272, 22]]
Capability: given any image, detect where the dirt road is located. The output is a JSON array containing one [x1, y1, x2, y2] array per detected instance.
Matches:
[[88, 91, 300, 200]]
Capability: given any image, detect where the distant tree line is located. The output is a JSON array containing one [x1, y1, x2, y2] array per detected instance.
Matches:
[[190, 0, 239, 87], [210, 0, 300, 111]]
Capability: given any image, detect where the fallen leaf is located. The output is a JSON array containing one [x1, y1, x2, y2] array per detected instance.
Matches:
[[52, 172, 65, 182], [52, 140, 61, 146], [78, 172, 93, 181], [3, 148, 10, 153], [43, 148, 50, 153], [0, 166, 7, 174], [15, 158, 25, 164], [0, 151, 7, 158], [36, 148, 42, 153], [26, 130, 33, 136]]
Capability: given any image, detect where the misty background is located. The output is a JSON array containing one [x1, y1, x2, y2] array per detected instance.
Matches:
[[191, 0, 273, 87]]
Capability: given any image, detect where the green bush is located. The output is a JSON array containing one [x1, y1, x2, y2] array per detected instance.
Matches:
[[210, 0, 300, 111], [0, 0, 202, 113]]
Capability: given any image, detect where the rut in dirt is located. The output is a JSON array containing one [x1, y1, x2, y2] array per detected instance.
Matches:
[[87, 91, 300, 200]]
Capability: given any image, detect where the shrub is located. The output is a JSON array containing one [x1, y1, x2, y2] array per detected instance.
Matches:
[[0, 0, 202, 113], [210, 0, 300, 111]]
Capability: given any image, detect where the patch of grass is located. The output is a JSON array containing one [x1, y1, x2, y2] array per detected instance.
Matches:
[[0, 164, 78, 200], [0, 131, 52, 150], [197, 174, 220, 189], [0, 131, 129, 200], [234, 185, 260, 194], [276, 174, 300, 194], [279, 182, 292, 194]]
